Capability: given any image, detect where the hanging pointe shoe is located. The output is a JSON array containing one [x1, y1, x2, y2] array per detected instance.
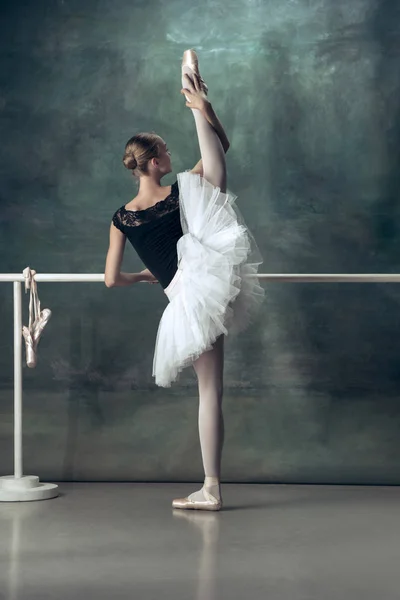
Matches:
[[172, 486, 222, 512], [32, 308, 52, 344], [21, 267, 52, 368], [182, 48, 209, 102], [22, 326, 37, 368]]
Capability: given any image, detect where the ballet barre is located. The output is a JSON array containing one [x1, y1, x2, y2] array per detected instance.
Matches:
[[1, 270, 400, 502], [2, 272, 400, 283]]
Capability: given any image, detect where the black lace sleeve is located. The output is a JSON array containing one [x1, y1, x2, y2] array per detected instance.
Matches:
[[112, 208, 125, 234]]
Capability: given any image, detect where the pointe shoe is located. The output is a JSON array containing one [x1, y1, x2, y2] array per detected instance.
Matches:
[[21, 267, 52, 369], [172, 488, 222, 511], [22, 325, 37, 368], [182, 48, 209, 102], [32, 308, 52, 344]]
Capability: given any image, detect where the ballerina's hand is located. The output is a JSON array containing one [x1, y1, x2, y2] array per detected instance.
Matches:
[[139, 269, 159, 284], [181, 73, 209, 111]]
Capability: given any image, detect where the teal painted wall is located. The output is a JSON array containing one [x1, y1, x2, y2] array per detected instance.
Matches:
[[1, 0, 400, 482]]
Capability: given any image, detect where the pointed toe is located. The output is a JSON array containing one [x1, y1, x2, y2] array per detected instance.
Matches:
[[172, 497, 190, 509]]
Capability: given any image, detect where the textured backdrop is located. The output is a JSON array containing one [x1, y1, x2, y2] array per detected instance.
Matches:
[[1, 0, 400, 483]]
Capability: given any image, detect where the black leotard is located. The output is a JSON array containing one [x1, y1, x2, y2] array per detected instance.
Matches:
[[111, 181, 183, 289]]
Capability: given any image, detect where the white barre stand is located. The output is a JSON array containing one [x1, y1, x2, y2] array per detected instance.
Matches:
[[0, 280, 58, 501], [0, 273, 107, 502], [1, 271, 400, 502]]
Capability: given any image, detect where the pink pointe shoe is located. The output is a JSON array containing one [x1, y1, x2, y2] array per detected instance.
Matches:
[[22, 267, 52, 368], [32, 308, 52, 345], [22, 325, 37, 368], [182, 48, 209, 102], [172, 487, 222, 512]]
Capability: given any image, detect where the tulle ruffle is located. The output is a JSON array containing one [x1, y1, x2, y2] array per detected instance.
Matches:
[[152, 172, 264, 387]]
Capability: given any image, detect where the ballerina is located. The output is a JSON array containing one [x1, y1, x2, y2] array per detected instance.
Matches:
[[105, 50, 264, 510]]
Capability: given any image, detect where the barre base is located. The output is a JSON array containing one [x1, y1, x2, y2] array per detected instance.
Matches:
[[0, 475, 59, 502]]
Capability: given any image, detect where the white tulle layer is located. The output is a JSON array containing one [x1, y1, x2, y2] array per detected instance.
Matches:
[[152, 171, 265, 387]]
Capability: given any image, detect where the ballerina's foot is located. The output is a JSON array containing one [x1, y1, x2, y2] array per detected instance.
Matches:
[[172, 483, 222, 511], [181, 49, 209, 101]]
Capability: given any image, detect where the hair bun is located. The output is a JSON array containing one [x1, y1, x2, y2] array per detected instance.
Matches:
[[124, 155, 137, 170]]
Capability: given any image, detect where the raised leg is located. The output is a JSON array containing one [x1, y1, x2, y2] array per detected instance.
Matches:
[[182, 60, 227, 192]]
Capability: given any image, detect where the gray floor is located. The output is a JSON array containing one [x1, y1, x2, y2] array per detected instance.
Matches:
[[0, 483, 399, 600]]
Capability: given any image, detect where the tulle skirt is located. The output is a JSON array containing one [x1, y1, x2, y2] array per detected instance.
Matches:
[[152, 171, 265, 387]]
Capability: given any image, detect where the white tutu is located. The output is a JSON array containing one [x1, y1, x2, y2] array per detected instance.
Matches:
[[152, 171, 265, 387]]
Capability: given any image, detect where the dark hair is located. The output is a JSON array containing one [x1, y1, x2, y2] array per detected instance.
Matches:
[[123, 132, 163, 178]]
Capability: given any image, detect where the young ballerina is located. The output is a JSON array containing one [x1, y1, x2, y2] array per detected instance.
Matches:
[[105, 50, 264, 511]]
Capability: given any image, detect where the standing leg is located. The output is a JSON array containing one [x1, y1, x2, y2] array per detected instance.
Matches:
[[172, 335, 225, 510], [193, 334, 225, 476]]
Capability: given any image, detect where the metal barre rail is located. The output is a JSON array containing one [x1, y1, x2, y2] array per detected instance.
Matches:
[[2, 273, 400, 283]]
